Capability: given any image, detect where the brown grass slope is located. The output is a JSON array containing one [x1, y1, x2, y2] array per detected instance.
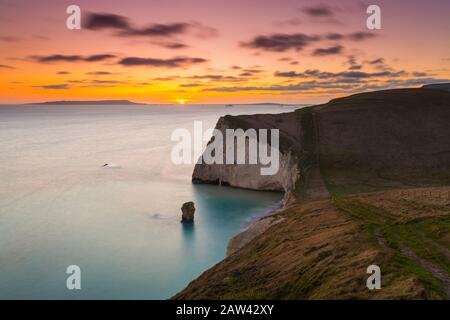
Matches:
[[174, 187, 450, 299]]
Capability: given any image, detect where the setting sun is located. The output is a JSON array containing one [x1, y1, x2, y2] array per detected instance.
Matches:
[[176, 99, 187, 105]]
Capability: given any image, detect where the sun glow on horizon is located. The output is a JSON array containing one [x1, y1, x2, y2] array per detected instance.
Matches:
[[0, 1, 449, 105], [175, 98, 187, 105]]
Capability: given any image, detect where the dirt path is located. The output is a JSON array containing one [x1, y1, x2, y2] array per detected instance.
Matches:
[[305, 166, 331, 200], [304, 112, 330, 201], [374, 227, 385, 246], [400, 243, 450, 298], [419, 232, 450, 261]]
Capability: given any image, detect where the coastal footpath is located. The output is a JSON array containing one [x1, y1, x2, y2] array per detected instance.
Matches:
[[175, 88, 450, 299]]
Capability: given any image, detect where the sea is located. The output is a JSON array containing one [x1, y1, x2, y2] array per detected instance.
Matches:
[[0, 103, 299, 299]]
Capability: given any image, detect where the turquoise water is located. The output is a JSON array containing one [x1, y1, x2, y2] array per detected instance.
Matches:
[[0, 104, 294, 299]]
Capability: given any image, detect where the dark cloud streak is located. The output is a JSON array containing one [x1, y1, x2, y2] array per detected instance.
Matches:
[[84, 13, 131, 30], [84, 12, 217, 46], [86, 71, 113, 75], [0, 64, 14, 69], [242, 31, 377, 53], [241, 33, 320, 52], [118, 56, 207, 68], [275, 69, 407, 79], [0, 35, 20, 42], [33, 84, 70, 90], [313, 45, 343, 56], [301, 5, 334, 17], [31, 54, 116, 63]]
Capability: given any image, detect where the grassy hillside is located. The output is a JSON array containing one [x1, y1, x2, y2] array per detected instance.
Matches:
[[175, 88, 450, 300], [314, 89, 450, 195]]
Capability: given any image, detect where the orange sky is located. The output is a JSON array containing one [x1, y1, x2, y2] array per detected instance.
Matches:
[[0, 0, 449, 104]]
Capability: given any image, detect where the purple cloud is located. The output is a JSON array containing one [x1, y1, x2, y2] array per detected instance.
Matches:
[[84, 13, 131, 30], [31, 54, 116, 63], [313, 45, 343, 56], [302, 5, 334, 17], [241, 33, 320, 52]]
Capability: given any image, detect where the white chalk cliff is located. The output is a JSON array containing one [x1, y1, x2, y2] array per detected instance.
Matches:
[[192, 113, 302, 196]]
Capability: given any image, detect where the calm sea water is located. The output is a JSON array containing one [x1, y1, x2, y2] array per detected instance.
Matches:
[[0, 104, 299, 299]]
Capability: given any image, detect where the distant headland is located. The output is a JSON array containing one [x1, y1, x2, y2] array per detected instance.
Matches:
[[25, 100, 145, 106], [422, 83, 450, 91]]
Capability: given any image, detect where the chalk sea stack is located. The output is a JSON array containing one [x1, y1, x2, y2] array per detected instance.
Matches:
[[181, 202, 195, 223]]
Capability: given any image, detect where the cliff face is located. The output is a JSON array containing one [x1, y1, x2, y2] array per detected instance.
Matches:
[[192, 113, 303, 193], [193, 152, 298, 192]]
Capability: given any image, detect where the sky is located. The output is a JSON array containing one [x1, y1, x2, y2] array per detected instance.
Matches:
[[0, 0, 449, 104]]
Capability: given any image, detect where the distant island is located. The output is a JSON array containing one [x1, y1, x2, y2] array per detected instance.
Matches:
[[26, 100, 145, 106], [225, 103, 311, 107]]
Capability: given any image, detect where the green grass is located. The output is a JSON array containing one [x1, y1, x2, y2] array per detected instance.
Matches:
[[333, 196, 449, 299], [220, 288, 267, 300], [397, 225, 450, 273], [382, 225, 448, 299], [385, 250, 446, 299], [332, 197, 396, 224], [416, 217, 450, 245]]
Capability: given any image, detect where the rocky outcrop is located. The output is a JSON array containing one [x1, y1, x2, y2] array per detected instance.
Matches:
[[192, 113, 303, 197], [181, 202, 195, 223], [193, 151, 298, 192]]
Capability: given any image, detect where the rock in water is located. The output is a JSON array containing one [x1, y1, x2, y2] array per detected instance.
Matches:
[[181, 202, 195, 223], [102, 163, 121, 169]]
